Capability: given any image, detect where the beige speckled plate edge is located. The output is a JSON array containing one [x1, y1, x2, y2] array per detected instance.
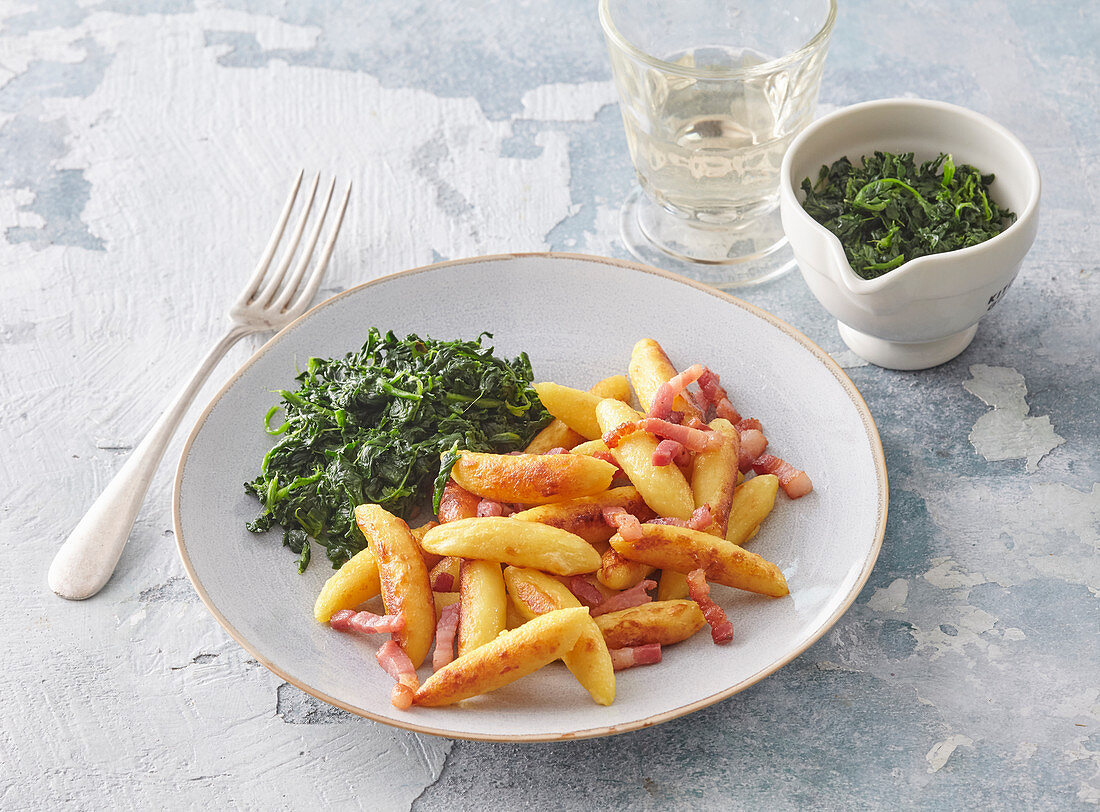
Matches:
[[172, 252, 888, 742]]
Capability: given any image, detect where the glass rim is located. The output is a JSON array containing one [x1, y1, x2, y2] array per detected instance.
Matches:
[[598, 0, 838, 80]]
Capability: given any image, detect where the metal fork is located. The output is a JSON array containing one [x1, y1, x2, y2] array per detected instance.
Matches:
[[48, 171, 351, 600]]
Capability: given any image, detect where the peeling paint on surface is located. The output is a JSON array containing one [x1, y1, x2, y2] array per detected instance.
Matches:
[[521, 80, 618, 122], [921, 482, 1099, 595], [923, 557, 989, 591], [275, 682, 357, 724], [139, 575, 200, 604], [964, 364, 1066, 472], [867, 578, 908, 612], [829, 348, 870, 369], [926, 734, 973, 773]]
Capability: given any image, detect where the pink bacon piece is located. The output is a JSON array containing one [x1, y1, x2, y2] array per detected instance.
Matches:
[[637, 418, 723, 453], [592, 450, 621, 470], [437, 478, 480, 523], [687, 504, 714, 532], [476, 499, 504, 517], [648, 505, 713, 531], [652, 438, 685, 467], [647, 363, 706, 420], [695, 366, 726, 401], [735, 417, 763, 433], [609, 643, 662, 671], [715, 401, 740, 423], [376, 640, 419, 709], [738, 429, 769, 472], [696, 367, 742, 424], [568, 576, 605, 609], [431, 571, 455, 592], [687, 569, 734, 644], [752, 453, 814, 498], [602, 420, 637, 450], [647, 517, 687, 527], [542, 447, 569, 455], [590, 579, 657, 617], [432, 603, 461, 671], [602, 506, 643, 542], [329, 609, 406, 635]]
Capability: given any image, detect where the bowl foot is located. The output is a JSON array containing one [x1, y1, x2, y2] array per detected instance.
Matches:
[[837, 322, 979, 370]]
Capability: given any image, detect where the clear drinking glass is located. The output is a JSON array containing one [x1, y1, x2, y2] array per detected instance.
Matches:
[[599, 0, 836, 288]]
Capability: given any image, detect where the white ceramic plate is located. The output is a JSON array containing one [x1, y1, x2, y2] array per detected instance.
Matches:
[[174, 253, 887, 741]]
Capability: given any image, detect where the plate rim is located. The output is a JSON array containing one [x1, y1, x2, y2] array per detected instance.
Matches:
[[172, 251, 889, 742]]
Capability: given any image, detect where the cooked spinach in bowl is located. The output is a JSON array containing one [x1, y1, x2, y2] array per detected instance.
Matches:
[[800, 151, 1015, 280]]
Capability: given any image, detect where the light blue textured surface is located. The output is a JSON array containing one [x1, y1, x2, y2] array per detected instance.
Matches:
[[1, 1, 1096, 809]]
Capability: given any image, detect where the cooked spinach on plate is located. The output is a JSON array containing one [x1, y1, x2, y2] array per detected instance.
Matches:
[[244, 328, 551, 572], [800, 151, 1015, 279]]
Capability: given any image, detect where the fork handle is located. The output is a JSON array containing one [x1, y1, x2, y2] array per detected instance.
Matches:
[[48, 325, 253, 600]]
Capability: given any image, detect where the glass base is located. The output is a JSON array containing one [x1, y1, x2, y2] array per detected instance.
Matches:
[[619, 188, 796, 290]]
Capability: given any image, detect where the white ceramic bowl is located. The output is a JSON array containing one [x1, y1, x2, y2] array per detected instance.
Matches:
[[779, 98, 1041, 370]]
